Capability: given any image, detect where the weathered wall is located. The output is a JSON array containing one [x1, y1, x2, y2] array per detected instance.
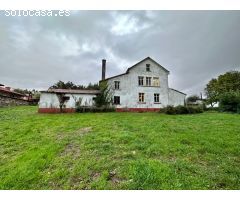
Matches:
[[106, 58, 170, 109], [38, 92, 97, 113], [168, 89, 186, 106], [0, 95, 29, 107]]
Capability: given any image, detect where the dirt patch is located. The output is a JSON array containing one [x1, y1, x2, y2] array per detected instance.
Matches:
[[60, 143, 80, 158], [56, 133, 66, 140], [76, 127, 92, 136], [69, 175, 84, 189], [108, 169, 122, 184], [91, 172, 101, 180]]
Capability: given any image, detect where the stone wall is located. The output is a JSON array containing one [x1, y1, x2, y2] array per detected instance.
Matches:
[[0, 95, 29, 107]]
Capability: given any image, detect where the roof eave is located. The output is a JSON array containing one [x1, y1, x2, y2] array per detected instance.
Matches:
[[169, 88, 187, 95]]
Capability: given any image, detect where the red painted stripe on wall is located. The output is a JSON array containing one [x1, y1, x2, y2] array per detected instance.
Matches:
[[38, 107, 160, 113], [116, 108, 160, 112], [38, 108, 75, 113]]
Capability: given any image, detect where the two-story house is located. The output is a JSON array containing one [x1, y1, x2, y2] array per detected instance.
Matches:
[[38, 57, 186, 113], [100, 57, 186, 112]]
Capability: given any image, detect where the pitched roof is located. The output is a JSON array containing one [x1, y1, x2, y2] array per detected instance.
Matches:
[[0, 87, 25, 96], [126, 57, 169, 73], [100, 57, 169, 82], [41, 89, 100, 95], [169, 88, 186, 95]]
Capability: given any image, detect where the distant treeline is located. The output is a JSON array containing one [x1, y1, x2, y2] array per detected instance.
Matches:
[[49, 80, 100, 90]]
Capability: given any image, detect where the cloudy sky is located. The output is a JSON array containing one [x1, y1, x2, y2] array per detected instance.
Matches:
[[0, 11, 240, 96]]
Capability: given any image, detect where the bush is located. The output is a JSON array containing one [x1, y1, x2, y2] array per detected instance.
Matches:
[[76, 106, 115, 113], [175, 105, 189, 114], [165, 106, 176, 115], [219, 91, 240, 113], [205, 107, 219, 112], [160, 105, 203, 115]]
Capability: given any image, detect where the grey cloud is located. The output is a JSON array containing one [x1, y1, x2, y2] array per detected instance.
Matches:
[[0, 10, 240, 96]]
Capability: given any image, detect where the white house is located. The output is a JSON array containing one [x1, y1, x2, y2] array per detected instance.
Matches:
[[100, 57, 186, 112], [38, 57, 186, 113]]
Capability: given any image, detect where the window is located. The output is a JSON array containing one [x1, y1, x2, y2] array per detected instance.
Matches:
[[138, 76, 144, 86], [146, 77, 152, 86], [139, 93, 145, 102], [154, 93, 160, 103], [62, 96, 70, 101], [153, 77, 160, 86], [114, 81, 120, 90], [146, 64, 150, 71], [114, 96, 120, 105]]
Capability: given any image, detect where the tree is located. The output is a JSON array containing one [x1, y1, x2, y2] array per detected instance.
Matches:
[[87, 83, 100, 90], [94, 81, 112, 107], [186, 95, 200, 103], [14, 88, 40, 99], [219, 91, 240, 113], [14, 88, 29, 95], [205, 71, 240, 107], [205, 78, 219, 107], [49, 81, 99, 90], [56, 93, 69, 113]]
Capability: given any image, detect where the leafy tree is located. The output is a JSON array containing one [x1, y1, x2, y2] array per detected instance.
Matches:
[[87, 83, 100, 90], [217, 71, 240, 93], [14, 88, 40, 99], [205, 71, 240, 107], [14, 88, 29, 94], [205, 78, 219, 107], [49, 80, 99, 90], [186, 95, 200, 103], [94, 81, 112, 107], [219, 91, 240, 113]]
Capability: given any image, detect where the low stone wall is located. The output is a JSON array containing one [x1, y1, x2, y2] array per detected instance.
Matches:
[[0, 95, 29, 107]]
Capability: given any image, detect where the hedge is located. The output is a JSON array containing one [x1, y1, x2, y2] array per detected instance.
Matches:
[[159, 105, 203, 115]]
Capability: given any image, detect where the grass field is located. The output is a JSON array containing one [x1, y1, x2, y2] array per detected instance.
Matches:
[[0, 106, 239, 189]]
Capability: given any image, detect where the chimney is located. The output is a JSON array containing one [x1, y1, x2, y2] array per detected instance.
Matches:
[[102, 59, 106, 80]]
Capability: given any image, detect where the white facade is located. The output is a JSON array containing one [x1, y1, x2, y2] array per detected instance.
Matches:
[[39, 93, 96, 109], [38, 57, 186, 112], [103, 57, 186, 109], [38, 90, 98, 112]]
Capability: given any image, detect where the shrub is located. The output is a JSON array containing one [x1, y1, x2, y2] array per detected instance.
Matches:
[[194, 106, 204, 113], [205, 107, 219, 112], [219, 91, 240, 113], [165, 106, 176, 115], [175, 105, 189, 114], [160, 105, 203, 115], [159, 107, 166, 114], [187, 106, 196, 114]]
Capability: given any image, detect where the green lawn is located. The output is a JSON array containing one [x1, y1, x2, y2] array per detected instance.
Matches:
[[0, 106, 239, 190]]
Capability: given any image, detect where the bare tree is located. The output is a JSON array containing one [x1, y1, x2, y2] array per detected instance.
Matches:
[[56, 93, 69, 113]]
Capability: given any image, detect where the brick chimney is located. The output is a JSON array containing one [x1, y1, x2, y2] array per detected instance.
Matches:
[[102, 59, 106, 80]]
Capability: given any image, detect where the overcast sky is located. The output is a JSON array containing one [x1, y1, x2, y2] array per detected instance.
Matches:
[[0, 11, 240, 96]]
